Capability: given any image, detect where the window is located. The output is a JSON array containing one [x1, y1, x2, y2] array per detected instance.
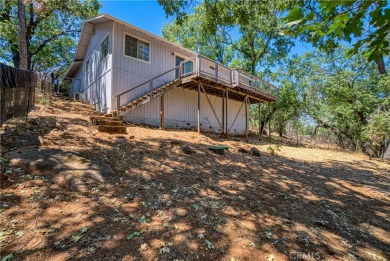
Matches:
[[100, 36, 109, 62], [175, 55, 193, 78], [85, 59, 91, 74], [124, 34, 150, 62]]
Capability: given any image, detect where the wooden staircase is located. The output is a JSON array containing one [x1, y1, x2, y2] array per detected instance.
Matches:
[[90, 115, 127, 134], [109, 78, 181, 117]]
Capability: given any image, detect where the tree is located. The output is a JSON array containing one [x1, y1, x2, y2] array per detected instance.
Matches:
[[0, 0, 101, 73], [362, 76, 390, 156], [162, 4, 234, 65], [17, 0, 28, 69], [289, 47, 385, 152], [159, 0, 294, 74], [283, 0, 390, 75]]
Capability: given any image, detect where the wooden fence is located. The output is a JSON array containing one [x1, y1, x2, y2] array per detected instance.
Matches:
[[0, 63, 37, 127]]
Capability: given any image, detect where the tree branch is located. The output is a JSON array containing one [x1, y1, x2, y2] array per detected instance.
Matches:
[[30, 29, 80, 56]]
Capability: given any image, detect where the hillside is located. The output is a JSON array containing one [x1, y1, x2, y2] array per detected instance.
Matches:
[[0, 97, 389, 261]]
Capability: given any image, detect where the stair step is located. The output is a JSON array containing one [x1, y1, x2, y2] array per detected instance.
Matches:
[[97, 125, 127, 134], [91, 116, 122, 121], [94, 120, 124, 126]]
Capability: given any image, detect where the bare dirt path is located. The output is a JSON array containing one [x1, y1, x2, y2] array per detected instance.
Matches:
[[1, 97, 389, 260]]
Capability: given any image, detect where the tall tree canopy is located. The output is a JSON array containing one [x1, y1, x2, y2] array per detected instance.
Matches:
[[0, 0, 101, 74], [283, 0, 390, 75], [161, 0, 294, 74], [162, 4, 234, 65]]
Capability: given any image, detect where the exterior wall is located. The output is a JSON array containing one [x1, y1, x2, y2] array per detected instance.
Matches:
[[111, 22, 195, 109], [72, 69, 83, 93], [75, 21, 113, 113], [123, 87, 248, 134]]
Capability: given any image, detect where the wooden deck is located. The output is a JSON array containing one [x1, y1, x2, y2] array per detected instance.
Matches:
[[178, 55, 278, 104], [114, 54, 278, 118]]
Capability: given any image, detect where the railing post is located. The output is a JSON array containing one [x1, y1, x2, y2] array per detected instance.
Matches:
[[197, 55, 201, 77], [267, 83, 270, 99], [149, 80, 153, 99], [116, 95, 120, 116], [215, 63, 218, 83], [179, 62, 182, 82], [230, 69, 233, 87]]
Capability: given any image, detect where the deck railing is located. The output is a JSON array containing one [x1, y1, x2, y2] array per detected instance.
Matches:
[[195, 55, 278, 100]]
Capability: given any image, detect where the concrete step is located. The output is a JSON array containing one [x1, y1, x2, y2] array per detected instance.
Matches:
[[97, 125, 127, 134]]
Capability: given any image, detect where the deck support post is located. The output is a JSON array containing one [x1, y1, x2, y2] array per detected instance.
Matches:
[[197, 81, 201, 133], [268, 101, 271, 139], [245, 97, 249, 141], [160, 94, 164, 129], [225, 89, 229, 137], [222, 90, 225, 135], [258, 102, 262, 140]]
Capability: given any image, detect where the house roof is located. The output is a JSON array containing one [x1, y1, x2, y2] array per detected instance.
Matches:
[[65, 14, 198, 78]]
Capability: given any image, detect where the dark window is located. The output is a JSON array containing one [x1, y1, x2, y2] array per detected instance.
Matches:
[[86, 59, 90, 73], [124, 34, 150, 62], [100, 36, 109, 62]]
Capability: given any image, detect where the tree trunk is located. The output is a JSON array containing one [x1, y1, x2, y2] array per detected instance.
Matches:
[[11, 45, 20, 68], [377, 55, 387, 76], [17, 0, 28, 70]]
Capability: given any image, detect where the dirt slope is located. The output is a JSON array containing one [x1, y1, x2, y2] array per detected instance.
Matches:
[[0, 97, 389, 261]]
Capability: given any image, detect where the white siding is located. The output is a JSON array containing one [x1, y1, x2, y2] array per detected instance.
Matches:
[[72, 69, 83, 93], [123, 87, 247, 134], [77, 21, 113, 113], [112, 22, 195, 109]]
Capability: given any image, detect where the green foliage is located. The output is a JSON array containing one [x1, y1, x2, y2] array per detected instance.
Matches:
[[267, 145, 281, 156], [1, 254, 13, 261], [285, 46, 386, 152], [283, 0, 390, 66], [205, 239, 215, 249], [127, 231, 141, 240], [161, 0, 294, 74], [363, 76, 390, 146], [162, 4, 234, 65], [0, 0, 100, 77], [39, 96, 49, 105]]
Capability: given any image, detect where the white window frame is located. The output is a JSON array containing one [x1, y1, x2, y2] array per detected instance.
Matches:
[[123, 32, 151, 64], [100, 35, 109, 63]]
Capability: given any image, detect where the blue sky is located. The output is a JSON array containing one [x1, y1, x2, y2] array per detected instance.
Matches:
[[100, 0, 313, 56], [100, 1, 173, 38]]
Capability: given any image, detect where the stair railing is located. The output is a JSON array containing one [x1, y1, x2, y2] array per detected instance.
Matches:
[[114, 57, 196, 116]]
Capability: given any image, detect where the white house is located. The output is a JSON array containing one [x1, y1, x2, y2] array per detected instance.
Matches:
[[65, 14, 278, 135]]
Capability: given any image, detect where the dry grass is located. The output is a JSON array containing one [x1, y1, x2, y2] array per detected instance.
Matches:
[[0, 97, 389, 261]]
